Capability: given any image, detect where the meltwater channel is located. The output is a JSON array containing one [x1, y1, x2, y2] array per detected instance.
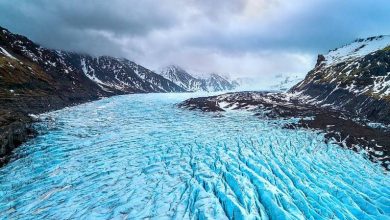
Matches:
[[0, 93, 389, 219]]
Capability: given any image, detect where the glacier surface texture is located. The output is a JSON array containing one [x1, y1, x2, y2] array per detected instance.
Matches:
[[0, 93, 389, 219]]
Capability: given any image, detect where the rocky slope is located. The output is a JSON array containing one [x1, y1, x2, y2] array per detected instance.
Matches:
[[290, 35, 390, 123], [160, 65, 238, 92], [0, 26, 184, 165], [180, 36, 390, 169]]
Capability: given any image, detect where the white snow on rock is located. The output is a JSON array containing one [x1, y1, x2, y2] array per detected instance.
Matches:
[[324, 35, 390, 66], [80, 58, 112, 91], [0, 46, 18, 60]]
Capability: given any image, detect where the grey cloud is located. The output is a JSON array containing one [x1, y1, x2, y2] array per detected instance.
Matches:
[[183, 0, 390, 55], [4, 0, 179, 35], [0, 0, 180, 55], [0, 0, 389, 82]]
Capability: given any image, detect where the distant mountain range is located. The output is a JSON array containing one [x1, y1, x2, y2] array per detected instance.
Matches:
[[0, 26, 238, 98], [159, 65, 238, 92], [0, 26, 241, 107], [0, 27, 185, 100], [0, 26, 238, 164]]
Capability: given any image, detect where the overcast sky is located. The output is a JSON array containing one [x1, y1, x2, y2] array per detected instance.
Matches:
[[1, 0, 389, 82]]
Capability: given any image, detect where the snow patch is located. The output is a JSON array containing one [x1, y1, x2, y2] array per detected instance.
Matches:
[[0, 47, 18, 60], [324, 35, 390, 66]]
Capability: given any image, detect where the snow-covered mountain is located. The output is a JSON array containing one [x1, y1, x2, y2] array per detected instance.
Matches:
[[74, 56, 184, 93], [160, 65, 238, 92], [203, 73, 238, 92], [160, 65, 205, 91], [291, 35, 390, 123], [0, 26, 184, 95], [323, 35, 390, 66]]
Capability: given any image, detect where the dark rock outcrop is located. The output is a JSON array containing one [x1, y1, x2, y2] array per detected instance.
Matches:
[[315, 54, 325, 67], [0, 111, 35, 166]]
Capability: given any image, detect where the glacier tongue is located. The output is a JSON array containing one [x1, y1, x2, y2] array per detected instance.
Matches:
[[0, 93, 388, 219]]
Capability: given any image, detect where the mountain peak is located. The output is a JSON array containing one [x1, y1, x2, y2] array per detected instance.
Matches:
[[159, 66, 238, 92], [165, 64, 185, 71], [160, 65, 188, 77]]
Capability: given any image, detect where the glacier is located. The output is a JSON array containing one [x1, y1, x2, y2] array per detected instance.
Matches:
[[0, 93, 389, 219]]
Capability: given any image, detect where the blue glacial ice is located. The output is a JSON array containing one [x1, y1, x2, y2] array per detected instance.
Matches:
[[0, 93, 389, 219]]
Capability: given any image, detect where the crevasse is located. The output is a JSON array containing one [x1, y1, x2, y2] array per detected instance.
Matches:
[[0, 93, 389, 220]]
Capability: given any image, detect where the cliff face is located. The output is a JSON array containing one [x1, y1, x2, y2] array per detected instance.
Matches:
[[290, 36, 390, 124]]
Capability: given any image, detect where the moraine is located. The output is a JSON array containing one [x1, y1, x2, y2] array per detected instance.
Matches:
[[0, 93, 389, 219]]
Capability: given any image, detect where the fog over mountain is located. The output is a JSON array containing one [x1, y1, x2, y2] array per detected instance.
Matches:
[[1, 0, 389, 87]]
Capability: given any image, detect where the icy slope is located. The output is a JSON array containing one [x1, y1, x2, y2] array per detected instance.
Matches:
[[324, 35, 390, 66], [0, 93, 388, 219]]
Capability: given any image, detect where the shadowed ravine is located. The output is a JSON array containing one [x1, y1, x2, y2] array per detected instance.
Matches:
[[0, 93, 389, 219]]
